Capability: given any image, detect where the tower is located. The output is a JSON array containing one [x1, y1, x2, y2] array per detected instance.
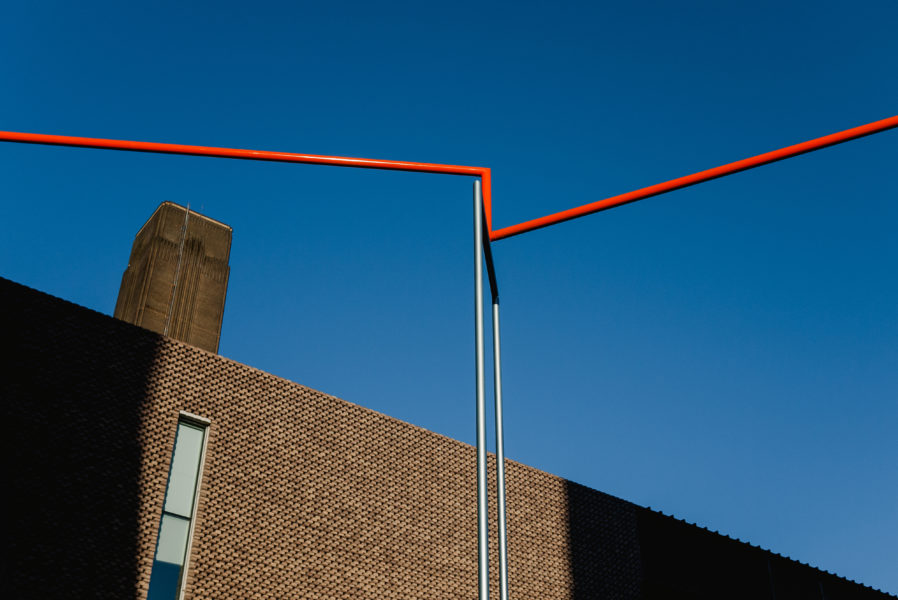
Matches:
[[114, 202, 232, 353]]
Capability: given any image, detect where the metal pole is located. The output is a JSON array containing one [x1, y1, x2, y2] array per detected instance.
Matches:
[[492, 298, 510, 600], [474, 179, 489, 600]]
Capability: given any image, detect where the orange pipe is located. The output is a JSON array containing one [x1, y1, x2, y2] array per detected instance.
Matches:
[[0, 130, 494, 232], [490, 115, 898, 241], [4, 117, 896, 245]]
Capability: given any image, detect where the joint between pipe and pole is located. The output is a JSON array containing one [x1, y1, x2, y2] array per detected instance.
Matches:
[[482, 209, 500, 304]]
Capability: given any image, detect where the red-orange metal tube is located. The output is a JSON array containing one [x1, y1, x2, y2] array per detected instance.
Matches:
[[482, 168, 493, 234], [0, 130, 494, 232], [490, 115, 898, 241]]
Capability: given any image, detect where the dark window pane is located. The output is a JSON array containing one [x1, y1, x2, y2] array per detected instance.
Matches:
[[147, 560, 181, 600]]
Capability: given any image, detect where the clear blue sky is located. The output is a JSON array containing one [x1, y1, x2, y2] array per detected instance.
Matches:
[[2, 0, 896, 593]]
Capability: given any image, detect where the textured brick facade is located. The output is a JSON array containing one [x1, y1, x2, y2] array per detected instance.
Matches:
[[2, 276, 892, 599]]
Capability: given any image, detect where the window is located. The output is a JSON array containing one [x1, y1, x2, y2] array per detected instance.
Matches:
[[147, 415, 209, 600]]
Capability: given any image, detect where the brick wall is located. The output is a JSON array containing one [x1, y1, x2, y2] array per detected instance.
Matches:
[[2, 277, 891, 599]]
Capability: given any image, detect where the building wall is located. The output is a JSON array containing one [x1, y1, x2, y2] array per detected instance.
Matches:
[[3, 277, 892, 600]]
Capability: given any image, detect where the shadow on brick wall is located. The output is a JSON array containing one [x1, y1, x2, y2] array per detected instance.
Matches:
[[564, 469, 893, 599], [2, 278, 158, 599], [563, 480, 643, 599]]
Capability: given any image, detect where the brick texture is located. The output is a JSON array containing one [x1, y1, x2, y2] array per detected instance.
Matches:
[[2, 276, 892, 600]]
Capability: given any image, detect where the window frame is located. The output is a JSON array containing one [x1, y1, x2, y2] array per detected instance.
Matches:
[[148, 411, 211, 600], [174, 411, 209, 600]]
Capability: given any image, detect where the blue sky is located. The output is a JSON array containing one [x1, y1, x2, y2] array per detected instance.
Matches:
[[2, 0, 896, 593]]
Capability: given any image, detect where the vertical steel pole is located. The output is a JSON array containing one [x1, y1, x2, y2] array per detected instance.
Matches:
[[474, 180, 490, 600], [492, 298, 510, 600]]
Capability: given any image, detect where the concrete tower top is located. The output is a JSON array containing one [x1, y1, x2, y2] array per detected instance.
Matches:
[[114, 202, 232, 353]]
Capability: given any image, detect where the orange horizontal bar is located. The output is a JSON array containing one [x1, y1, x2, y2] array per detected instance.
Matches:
[[0, 130, 493, 233], [490, 115, 898, 241]]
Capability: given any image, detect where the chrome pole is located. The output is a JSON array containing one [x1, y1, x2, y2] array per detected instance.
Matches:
[[492, 299, 510, 600], [474, 179, 490, 600]]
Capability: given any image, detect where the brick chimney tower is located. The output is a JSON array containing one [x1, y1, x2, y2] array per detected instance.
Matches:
[[114, 202, 232, 353]]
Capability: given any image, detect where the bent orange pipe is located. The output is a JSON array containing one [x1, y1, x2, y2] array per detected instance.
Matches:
[[3, 116, 896, 245]]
